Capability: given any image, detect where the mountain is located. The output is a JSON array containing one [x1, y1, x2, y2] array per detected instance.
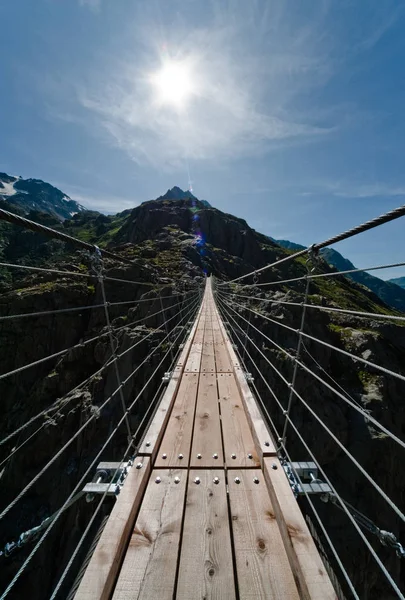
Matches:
[[388, 276, 405, 290], [1, 193, 404, 599], [273, 237, 405, 313], [157, 186, 212, 207], [0, 172, 87, 221]]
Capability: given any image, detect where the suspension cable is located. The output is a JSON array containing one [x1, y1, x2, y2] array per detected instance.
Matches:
[[0, 298, 200, 599], [0, 294, 183, 322], [93, 247, 132, 443], [218, 296, 405, 523], [0, 291, 196, 381], [0, 296, 199, 521], [229, 260, 405, 289], [0, 291, 199, 458], [223, 203, 405, 285], [48, 312, 193, 599], [218, 294, 405, 384], [219, 289, 405, 322], [0, 207, 147, 270], [216, 297, 359, 598], [217, 294, 405, 597], [0, 261, 154, 287], [279, 418, 405, 599], [217, 293, 405, 450], [0, 290, 198, 450]]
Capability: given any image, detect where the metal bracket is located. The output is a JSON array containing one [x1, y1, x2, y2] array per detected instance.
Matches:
[[162, 371, 172, 383], [244, 372, 254, 383]]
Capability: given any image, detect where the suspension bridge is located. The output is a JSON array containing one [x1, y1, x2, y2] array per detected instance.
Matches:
[[0, 203, 404, 599]]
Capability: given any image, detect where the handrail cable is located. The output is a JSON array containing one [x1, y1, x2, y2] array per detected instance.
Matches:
[[0, 296, 200, 521], [279, 417, 405, 599], [48, 311, 195, 598], [282, 273, 310, 442], [217, 293, 405, 451], [218, 294, 405, 384], [0, 424, 47, 470], [0, 290, 199, 449], [215, 297, 359, 598], [300, 340, 365, 411], [230, 260, 405, 289], [0, 291, 197, 381], [0, 207, 148, 270], [217, 294, 404, 599], [216, 295, 405, 523], [0, 262, 154, 287], [219, 290, 405, 323], [0, 301, 199, 599], [94, 247, 132, 442], [0, 294, 184, 322], [223, 203, 405, 284]]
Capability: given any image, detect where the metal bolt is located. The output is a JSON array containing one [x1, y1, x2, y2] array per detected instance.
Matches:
[[213, 477, 220, 485], [197, 453, 202, 459], [247, 453, 253, 459], [234, 477, 241, 484], [178, 453, 184, 460], [136, 462, 143, 469], [253, 477, 260, 484], [271, 463, 278, 470], [155, 477, 161, 484], [174, 477, 180, 484], [212, 453, 218, 459], [162, 453, 167, 460], [264, 441, 270, 447], [145, 441, 151, 447], [194, 477, 201, 485], [231, 453, 236, 459]]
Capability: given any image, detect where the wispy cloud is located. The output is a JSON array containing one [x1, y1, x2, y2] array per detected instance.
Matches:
[[300, 181, 405, 199], [58, 184, 139, 213], [73, 1, 336, 168]]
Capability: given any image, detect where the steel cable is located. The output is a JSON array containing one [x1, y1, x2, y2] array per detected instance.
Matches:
[[218, 294, 405, 384], [222, 204, 405, 285], [216, 295, 405, 523], [0, 296, 199, 521], [0, 298, 200, 599], [216, 297, 360, 598], [217, 293, 405, 450]]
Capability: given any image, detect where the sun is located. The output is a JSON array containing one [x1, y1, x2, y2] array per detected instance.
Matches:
[[151, 60, 194, 108]]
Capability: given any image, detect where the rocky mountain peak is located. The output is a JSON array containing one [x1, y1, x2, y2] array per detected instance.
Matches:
[[0, 172, 86, 221]]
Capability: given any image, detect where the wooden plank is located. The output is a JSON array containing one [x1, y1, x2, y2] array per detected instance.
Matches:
[[201, 342, 215, 373], [138, 374, 181, 458], [215, 310, 277, 459], [228, 469, 300, 600], [138, 299, 203, 456], [232, 366, 277, 459], [213, 335, 233, 373], [190, 373, 223, 468], [75, 457, 151, 600], [113, 469, 187, 600], [155, 372, 199, 467], [263, 458, 336, 600], [176, 470, 236, 600], [217, 373, 259, 468]]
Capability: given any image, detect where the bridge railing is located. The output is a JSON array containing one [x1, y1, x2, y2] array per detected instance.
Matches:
[[0, 208, 203, 598], [214, 202, 405, 600]]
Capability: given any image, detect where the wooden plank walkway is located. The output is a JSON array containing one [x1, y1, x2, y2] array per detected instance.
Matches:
[[75, 278, 336, 600]]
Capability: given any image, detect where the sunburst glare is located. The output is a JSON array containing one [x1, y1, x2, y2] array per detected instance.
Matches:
[[150, 60, 194, 109]]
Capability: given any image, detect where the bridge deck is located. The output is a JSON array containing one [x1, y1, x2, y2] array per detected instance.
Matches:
[[75, 279, 336, 600]]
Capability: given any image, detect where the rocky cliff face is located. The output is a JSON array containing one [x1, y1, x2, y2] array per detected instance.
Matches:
[[0, 195, 404, 598], [0, 172, 86, 221]]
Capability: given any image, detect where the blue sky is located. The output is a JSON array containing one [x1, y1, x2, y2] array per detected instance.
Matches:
[[1, 0, 405, 279]]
